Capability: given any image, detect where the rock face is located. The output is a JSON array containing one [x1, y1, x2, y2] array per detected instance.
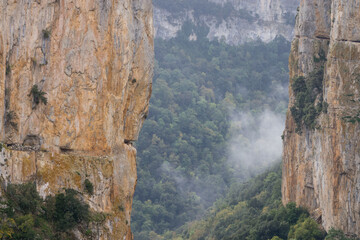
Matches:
[[154, 0, 299, 45], [282, 0, 360, 237], [0, 0, 153, 239]]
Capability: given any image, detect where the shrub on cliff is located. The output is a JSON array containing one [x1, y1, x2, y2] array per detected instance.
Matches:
[[5, 62, 11, 76], [325, 228, 355, 240], [29, 84, 47, 107], [290, 67, 325, 133], [1, 183, 94, 239], [5, 182, 42, 216], [3, 183, 53, 239], [45, 189, 90, 231], [4, 110, 18, 130], [0, 218, 15, 239], [84, 179, 94, 195], [42, 29, 51, 39], [292, 76, 306, 94]]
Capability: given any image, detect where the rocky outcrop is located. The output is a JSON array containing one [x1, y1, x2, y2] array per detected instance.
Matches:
[[282, 0, 360, 237], [0, 0, 153, 239], [154, 0, 299, 45]]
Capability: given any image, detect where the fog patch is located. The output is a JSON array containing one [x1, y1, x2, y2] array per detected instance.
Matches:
[[160, 161, 187, 192], [228, 110, 285, 180], [160, 161, 227, 210]]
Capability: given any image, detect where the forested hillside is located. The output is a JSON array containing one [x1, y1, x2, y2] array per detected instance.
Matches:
[[159, 164, 354, 240], [131, 22, 291, 239]]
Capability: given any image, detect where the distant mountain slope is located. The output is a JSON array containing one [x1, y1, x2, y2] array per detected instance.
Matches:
[[163, 163, 355, 240], [131, 28, 291, 239], [153, 0, 299, 45]]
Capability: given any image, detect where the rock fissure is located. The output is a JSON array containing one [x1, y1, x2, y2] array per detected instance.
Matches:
[[338, 39, 360, 44]]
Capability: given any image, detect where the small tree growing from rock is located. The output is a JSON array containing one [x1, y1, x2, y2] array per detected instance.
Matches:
[[29, 84, 47, 107]]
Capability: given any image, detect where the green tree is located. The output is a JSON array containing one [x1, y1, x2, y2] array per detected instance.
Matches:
[[288, 217, 325, 240], [325, 228, 354, 240], [29, 84, 47, 106], [50, 189, 90, 231]]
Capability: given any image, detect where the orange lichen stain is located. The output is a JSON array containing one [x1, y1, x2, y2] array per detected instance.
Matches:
[[36, 153, 114, 193], [21, 154, 36, 180], [331, 118, 343, 216], [37, 154, 82, 190], [73, 170, 82, 190], [101, 160, 113, 178], [106, 209, 128, 240]]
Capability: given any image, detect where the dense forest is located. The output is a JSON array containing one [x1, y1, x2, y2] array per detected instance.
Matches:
[[157, 164, 354, 240], [131, 22, 291, 239]]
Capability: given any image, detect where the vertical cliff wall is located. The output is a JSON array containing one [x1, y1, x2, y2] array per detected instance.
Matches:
[[282, 0, 360, 237], [154, 0, 298, 45], [0, 0, 153, 239]]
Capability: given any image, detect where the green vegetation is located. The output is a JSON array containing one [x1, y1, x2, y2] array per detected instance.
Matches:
[[154, 164, 357, 240], [290, 67, 326, 133], [30, 84, 47, 106], [49, 189, 90, 231], [5, 62, 11, 76], [342, 113, 360, 123], [290, 44, 329, 134], [5, 110, 18, 130], [84, 179, 94, 195], [322, 101, 328, 114], [39, 59, 48, 66], [313, 49, 327, 63], [132, 23, 291, 238], [0, 183, 97, 239], [117, 205, 124, 211], [288, 217, 325, 240], [325, 229, 356, 240], [42, 29, 51, 39], [90, 212, 107, 224], [0, 180, 352, 240], [156, 164, 327, 240]]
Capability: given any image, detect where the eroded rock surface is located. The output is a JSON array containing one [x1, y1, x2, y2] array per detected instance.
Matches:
[[282, 0, 360, 237], [0, 0, 153, 239], [154, 0, 299, 45]]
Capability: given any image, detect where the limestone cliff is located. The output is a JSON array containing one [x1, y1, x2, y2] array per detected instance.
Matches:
[[0, 0, 153, 239], [154, 0, 298, 45], [282, 0, 360, 237]]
